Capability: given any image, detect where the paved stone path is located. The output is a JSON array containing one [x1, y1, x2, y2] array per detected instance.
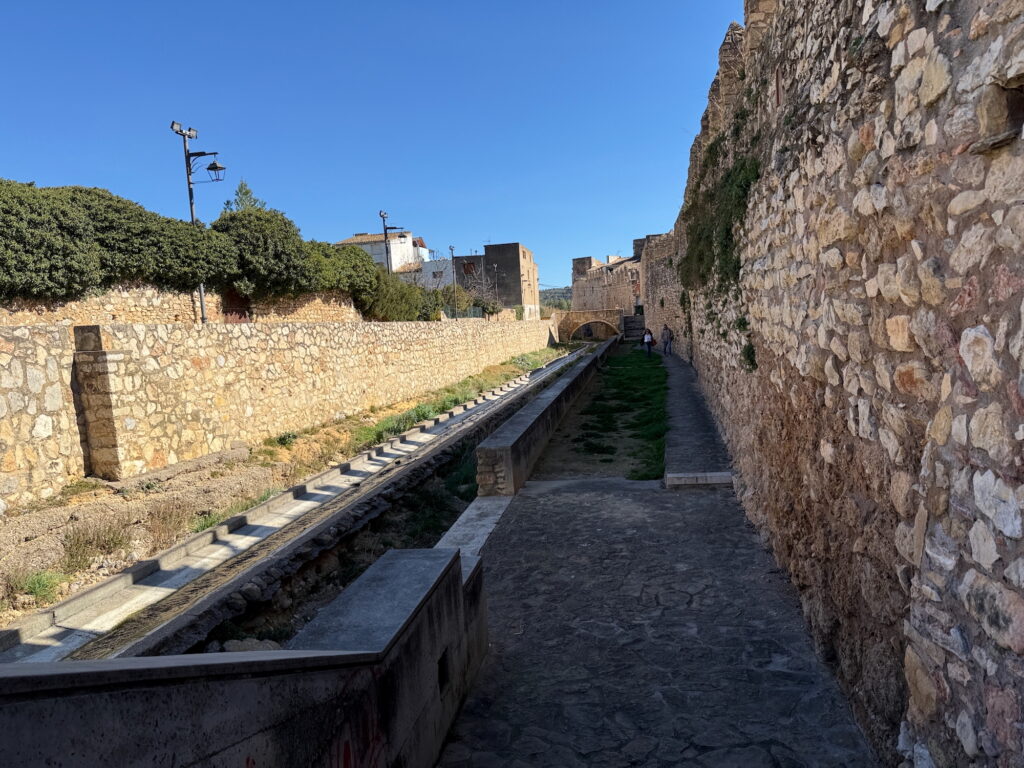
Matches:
[[437, 354, 875, 767], [662, 353, 732, 475]]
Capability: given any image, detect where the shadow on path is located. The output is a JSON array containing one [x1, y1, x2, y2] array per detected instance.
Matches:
[[437, 347, 876, 768]]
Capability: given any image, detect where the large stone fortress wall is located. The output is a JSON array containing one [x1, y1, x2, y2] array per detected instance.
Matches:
[[641, 0, 1024, 764], [570, 256, 642, 313], [0, 319, 554, 510]]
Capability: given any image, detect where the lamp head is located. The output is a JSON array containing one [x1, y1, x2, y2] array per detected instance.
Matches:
[[205, 159, 226, 182], [170, 121, 183, 134]]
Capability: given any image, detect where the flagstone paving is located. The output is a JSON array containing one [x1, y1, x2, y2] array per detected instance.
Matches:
[[437, 355, 875, 768]]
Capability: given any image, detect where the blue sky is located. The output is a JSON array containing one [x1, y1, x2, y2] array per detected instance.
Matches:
[[1, 1, 742, 288]]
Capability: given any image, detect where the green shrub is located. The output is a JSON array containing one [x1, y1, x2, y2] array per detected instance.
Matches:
[[356, 268, 425, 321], [0, 180, 104, 300], [304, 241, 378, 300], [212, 208, 307, 297], [273, 431, 298, 447], [741, 341, 757, 371]]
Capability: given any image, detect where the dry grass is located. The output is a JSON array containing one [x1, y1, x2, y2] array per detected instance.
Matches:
[[146, 500, 196, 553], [61, 515, 133, 572]]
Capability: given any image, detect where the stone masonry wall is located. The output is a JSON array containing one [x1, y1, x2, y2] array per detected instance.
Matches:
[[641, 1, 1024, 765], [0, 286, 220, 327], [0, 326, 85, 513], [248, 292, 361, 323], [76, 319, 554, 482], [0, 286, 363, 327], [570, 258, 642, 313], [638, 234, 688, 355], [1, 318, 553, 508]]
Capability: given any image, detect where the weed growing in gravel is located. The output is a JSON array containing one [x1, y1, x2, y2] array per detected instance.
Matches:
[[7, 570, 65, 604], [272, 432, 299, 448], [61, 516, 132, 571], [147, 500, 195, 553], [191, 488, 280, 533]]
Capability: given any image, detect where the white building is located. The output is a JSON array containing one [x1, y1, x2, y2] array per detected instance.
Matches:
[[395, 257, 457, 291], [336, 231, 430, 273]]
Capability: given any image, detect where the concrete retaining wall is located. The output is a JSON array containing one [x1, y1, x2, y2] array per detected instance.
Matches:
[[0, 548, 483, 768], [476, 338, 615, 495]]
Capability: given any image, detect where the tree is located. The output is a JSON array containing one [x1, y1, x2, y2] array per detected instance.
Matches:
[[212, 208, 307, 297], [440, 284, 473, 314], [303, 241, 378, 307], [222, 179, 267, 213], [361, 267, 427, 321]]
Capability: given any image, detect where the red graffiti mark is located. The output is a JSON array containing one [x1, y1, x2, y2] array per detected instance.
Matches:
[[245, 757, 256, 768]]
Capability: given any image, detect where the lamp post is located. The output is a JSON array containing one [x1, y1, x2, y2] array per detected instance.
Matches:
[[378, 210, 404, 274], [170, 121, 226, 324], [449, 244, 457, 319]]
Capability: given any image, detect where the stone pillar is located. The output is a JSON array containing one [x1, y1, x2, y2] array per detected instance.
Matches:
[[73, 350, 129, 481], [71, 326, 145, 482]]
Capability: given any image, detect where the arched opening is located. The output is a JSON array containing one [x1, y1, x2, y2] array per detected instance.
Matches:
[[569, 321, 620, 341]]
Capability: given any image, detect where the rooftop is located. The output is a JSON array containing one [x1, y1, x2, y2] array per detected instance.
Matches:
[[337, 231, 414, 245]]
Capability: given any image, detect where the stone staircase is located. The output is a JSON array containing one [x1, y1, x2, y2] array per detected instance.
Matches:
[[622, 314, 645, 341]]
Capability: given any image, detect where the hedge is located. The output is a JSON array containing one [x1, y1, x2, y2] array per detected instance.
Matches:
[[0, 179, 505, 322]]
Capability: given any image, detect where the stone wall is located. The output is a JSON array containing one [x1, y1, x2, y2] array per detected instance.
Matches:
[[0, 286, 363, 327], [249, 292, 361, 323], [1, 318, 554, 508], [0, 326, 84, 513], [638, 234, 688, 355], [570, 257, 642, 313], [0, 286, 218, 327], [75, 319, 555, 482], [641, 1, 1024, 765]]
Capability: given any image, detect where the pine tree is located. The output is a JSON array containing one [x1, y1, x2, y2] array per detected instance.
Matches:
[[222, 179, 267, 213]]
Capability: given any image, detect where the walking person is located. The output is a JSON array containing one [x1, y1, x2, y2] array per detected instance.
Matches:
[[660, 324, 675, 356], [642, 328, 654, 358]]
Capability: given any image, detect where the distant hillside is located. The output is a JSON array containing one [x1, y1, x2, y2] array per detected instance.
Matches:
[[540, 286, 572, 306]]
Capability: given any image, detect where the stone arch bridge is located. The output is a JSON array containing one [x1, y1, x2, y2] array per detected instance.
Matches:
[[553, 310, 623, 342]]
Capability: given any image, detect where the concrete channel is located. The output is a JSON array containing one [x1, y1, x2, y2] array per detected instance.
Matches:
[[0, 345, 592, 664], [0, 339, 616, 768]]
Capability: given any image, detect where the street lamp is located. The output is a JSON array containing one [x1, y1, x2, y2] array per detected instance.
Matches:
[[170, 120, 227, 324], [449, 244, 457, 319], [378, 210, 404, 274]]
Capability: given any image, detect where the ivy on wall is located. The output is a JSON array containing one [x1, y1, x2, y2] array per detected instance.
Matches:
[[678, 149, 761, 290]]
